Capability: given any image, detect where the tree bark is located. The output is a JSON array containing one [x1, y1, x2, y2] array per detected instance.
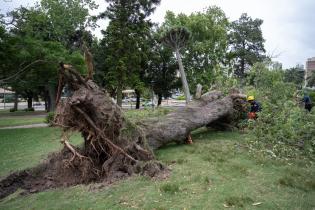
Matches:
[[44, 90, 49, 112], [48, 85, 56, 111], [14, 92, 18, 110], [135, 89, 140, 109], [175, 49, 191, 104], [27, 96, 32, 109], [158, 94, 162, 106], [117, 83, 122, 107], [137, 91, 245, 150]]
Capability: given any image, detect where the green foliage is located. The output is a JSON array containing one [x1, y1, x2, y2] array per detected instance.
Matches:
[[1, 1, 92, 112], [176, 95, 186, 100], [162, 7, 229, 91], [308, 91, 315, 102], [45, 112, 55, 125], [284, 65, 305, 88], [246, 63, 315, 160], [24, 108, 35, 112], [144, 31, 180, 100], [160, 26, 191, 50], [97, 0, 161, 105], [229, 13, 266, 78], [9, 108, 17, 112]]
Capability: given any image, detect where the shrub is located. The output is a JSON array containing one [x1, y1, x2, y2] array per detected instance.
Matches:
[[246, 62, 315, 160], [23, 107, 35, 112], [9, 108, 17, 112], [176, 95, 185, 100], [45, 112, 55, 125]]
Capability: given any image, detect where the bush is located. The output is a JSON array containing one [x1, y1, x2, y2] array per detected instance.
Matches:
[[246, 62, 315, 160], [176, 95, 185, 100], [307, 90, 315, 103], [24, 107, 35, 112], [9, 108, 17, 112], [45, 112, 55, 125]]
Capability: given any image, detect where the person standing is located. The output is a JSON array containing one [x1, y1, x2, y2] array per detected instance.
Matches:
[[302, 93, 312, 112], [247, 96, 261, 119]]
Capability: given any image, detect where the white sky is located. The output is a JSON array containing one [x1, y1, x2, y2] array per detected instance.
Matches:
[[1, 0, 315, 68]]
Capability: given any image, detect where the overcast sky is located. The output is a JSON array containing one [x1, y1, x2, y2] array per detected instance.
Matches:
[[1, 0, 315, 68]]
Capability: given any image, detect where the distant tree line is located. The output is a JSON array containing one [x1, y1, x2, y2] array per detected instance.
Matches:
[[1, 0, 304, 111]]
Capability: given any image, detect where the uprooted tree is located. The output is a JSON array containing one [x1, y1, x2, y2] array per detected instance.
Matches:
[[0, 64, 246, 199]]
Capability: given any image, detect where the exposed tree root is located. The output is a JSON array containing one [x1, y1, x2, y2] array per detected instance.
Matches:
[[0, 65, 245, 199]]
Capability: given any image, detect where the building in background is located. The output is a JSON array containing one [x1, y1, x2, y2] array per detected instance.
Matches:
[[305, 57, 315, 87]]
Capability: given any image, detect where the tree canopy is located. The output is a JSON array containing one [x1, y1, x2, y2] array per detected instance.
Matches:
[[229, 13, 266, 78]]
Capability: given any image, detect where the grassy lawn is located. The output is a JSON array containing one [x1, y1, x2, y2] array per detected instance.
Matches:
[[0, 126, 314, 209], [0, 111, 47, 128], [0, 117, 46, 128], [0, 128, 82, 177]]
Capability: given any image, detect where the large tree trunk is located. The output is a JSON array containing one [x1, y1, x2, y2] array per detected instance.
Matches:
[[175, 49, 191, 104], [138, 90, 245, 150]]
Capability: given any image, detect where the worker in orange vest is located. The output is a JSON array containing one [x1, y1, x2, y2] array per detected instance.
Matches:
[[247, 96, 261, 119]]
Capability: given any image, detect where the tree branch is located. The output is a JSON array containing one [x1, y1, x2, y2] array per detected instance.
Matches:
[[0, 60, 46, 84]]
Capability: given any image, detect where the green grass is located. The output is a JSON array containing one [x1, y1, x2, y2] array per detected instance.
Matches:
[[0, 116, 46, 127], [0, 111, 47, 127], [0, 128, 82, 177], [0, 127, 314, 209], [124, 108, 173, 123]]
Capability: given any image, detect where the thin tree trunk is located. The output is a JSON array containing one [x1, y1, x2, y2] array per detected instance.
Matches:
[[135, 89, 140, 109], [48, 85, 56, 111], [175, 49, 190, 104], [158, 94, 162, 106], [27, 96, 32, 109], [14, 92, 18, 110], [117, 84, 122, 107], [44, 90, 49, 112]]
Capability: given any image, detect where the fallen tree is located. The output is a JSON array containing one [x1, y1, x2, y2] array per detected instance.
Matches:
[[0, 65, 246, 199], [139, 90, 246, 149]]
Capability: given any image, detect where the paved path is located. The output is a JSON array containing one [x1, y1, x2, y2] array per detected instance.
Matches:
[[0, 123, 48, 130]]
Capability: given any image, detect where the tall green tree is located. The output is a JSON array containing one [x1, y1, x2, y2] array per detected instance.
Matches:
[[99, 0, 161, 107], [161, 27, 191, 104], [161, 7, 229, 92], [284, 65, 305, 88], [1, 1, 92, 111], [229, 13, 266, 78], [146, 31, 180, 106]]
